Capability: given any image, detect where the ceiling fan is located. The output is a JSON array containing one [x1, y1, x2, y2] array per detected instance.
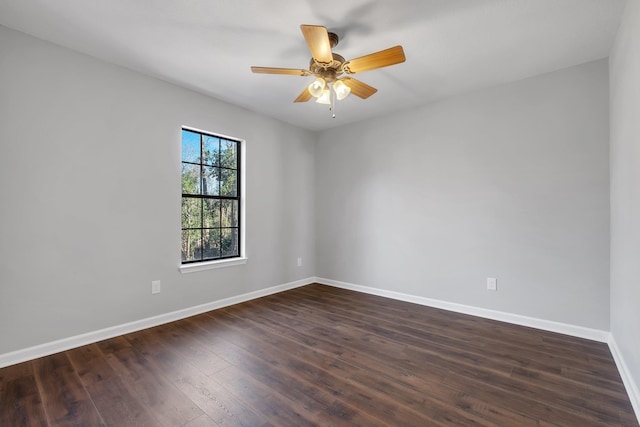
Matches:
[[251, 25, 406, 117]]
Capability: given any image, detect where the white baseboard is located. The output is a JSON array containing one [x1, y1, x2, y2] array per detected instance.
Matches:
[[0, 277, 313, 369], [314, 277, 610, 343], [608, 335, 640, 422]]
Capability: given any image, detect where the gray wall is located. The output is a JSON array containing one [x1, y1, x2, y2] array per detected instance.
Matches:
[[0, 26, 316, 354], [610, 0, 640, 402], [315, 59, 610, 330]]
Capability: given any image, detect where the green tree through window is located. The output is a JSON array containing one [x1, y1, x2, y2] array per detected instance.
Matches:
[[181, 128, 241, 263]]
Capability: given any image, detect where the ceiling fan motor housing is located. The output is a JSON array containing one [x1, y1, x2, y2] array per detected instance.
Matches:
[[309, 52, 346, 82]]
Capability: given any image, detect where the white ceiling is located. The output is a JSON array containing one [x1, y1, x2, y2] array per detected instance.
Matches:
[[0, 0, 627, 131]]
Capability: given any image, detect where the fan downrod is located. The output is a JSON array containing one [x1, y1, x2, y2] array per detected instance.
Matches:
[[327, 32, 339, 48]]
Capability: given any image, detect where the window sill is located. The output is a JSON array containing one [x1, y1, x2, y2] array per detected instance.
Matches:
[[179, 257, 248, 274]]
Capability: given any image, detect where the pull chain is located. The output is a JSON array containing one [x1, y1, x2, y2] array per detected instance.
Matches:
[[330, 84, 336, 118]]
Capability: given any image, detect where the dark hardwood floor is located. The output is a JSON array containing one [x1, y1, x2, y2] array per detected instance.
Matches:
[[1, 284, 637, 426]]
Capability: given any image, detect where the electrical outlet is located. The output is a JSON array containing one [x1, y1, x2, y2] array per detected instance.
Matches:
[[151, 280, 161, 294], [297, 257, 303, 267], [487, 277, 497, 291]]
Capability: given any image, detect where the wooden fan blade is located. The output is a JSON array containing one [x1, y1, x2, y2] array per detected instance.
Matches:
[[341, 77, 378, 99], [300, 25, 333, 64], [294, 87, 312, 103], [343, 46, 406, 74], [251, 66, 309, 76]]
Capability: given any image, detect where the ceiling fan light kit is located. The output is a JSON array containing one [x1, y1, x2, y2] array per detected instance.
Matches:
[[251, 24, 406, 118], [333, 80, 351, 100], [316, 88, 331, 105], [308, 77, 326, 97]]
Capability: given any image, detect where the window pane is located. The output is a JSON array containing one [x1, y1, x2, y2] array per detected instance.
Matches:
[[181, 128, 241, 264], [181, 130, 201, 163], [202, 166, 220, 196], [203, 199, 221, 228], [182, 229, 202, 262], [221, 199, 238, 228], [220, 140, 237, 169], [221, 228, 239, 257], [203, 135, 219, 167], [181, 197, 202, 228], [181, 163, 201, 194], [203, 228, 221, 259], [219, 169, 237, 197]]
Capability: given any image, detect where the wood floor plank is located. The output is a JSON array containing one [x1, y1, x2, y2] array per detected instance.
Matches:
[[215, 364, 321, 427], [0, 283, 636, 426], [285, 286, 616, 377], [224, 294, 596, 427], [139, 322, 230, 376], [204, 310, 452, 427], [561, 365, 630, 397], [254, 286, 636, 422], [278, 287, 631, 417], [66, 343, 163, 427], [216, 304, 519, 426], [298, 288, 628, 422], [178, 317, 386, 427], [97, 336, 204, 427], [0, 361, 49, 427], [297, 284, 617, 362], [124, 327, 269, 427], [33, 352, 105, 426], [182, 413, 219, 427]]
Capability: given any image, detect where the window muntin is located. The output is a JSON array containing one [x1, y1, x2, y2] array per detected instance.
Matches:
[[181, 128, 241, 264]]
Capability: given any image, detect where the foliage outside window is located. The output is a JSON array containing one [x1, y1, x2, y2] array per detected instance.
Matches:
[[181, 128, 240, 263]]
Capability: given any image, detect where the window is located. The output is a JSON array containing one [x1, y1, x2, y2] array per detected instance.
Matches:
[[181, 128, 241, 264]]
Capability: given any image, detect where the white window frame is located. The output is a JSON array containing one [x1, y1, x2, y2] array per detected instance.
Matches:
[[179, 126, 247, 274]]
